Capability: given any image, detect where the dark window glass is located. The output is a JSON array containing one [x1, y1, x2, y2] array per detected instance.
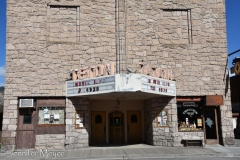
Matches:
[[114, 117, 120, 126], [204, 109, 217, 139], [95, 115, 102, 124], [177, 102, 202, 131], [23, 114, 32, 124], [131, 114, 137, 123]]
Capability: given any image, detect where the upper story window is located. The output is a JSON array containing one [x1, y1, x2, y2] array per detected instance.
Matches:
[[162, 9, 192, 44], [49, 5, 80, 43]]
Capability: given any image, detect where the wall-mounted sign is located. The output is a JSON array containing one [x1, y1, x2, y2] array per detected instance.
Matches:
[[182, 109, 198, 117], [156, 110, 168, 127], [66, 74, 176, 97], [233, 62, 240, 75], [197, 118, 202, 127], [183, 102, 195, 107], [75, 111, 85, 129], [176, 97, 201, 102], [206, 95, 223, 106], [71, 62, 173, 80]]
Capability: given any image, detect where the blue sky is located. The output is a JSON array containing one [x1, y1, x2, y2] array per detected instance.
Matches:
[[226, 0, 240, 76], [0, 0, 6, 86], [0, 1, 240, 86]]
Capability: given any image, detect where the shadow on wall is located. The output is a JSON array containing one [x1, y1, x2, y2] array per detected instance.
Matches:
[[0, 86, 4, 144], [65, 98, 90, 149], [144, 97, 173, 146]]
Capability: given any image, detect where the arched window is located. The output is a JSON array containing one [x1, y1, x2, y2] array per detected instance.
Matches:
[[95, 115, 102, 123], [131, 114, 137, 123]]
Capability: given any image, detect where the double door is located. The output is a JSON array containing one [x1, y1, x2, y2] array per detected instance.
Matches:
[[91, 110, 142, 145]]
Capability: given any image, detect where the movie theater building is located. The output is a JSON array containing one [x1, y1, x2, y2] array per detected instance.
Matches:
[[3, 0, 234, 150]]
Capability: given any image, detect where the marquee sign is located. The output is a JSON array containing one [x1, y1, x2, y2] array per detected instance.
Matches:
[[66, 74, 176, 97]]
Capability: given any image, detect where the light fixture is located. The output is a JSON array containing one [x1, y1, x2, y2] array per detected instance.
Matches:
[[126, 67, 132, 73]]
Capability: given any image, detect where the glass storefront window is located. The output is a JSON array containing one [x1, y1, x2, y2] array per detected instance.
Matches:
[[177, 102, 203, 131], [38, 107, 65, 124]]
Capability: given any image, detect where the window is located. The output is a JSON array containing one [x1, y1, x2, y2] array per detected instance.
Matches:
[[177, 102, 203, 131], [75, 110, 85, 129], [23, 114, 32, 124], [162, 9, 192, 44], [95, 115, 102, 124], [49, 5, 80, 43], [131, 114, 137, 123], [156, 110, 168, 127], [38, 107, 65, 124]]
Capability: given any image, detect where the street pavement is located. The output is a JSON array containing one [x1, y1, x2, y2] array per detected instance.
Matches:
[[0, 144, 239, 160]]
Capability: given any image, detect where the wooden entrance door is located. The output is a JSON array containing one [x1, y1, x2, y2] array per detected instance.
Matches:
[[127, 110, 141, 144], [109, 111, 124, 144], [91, 111, 106, 145], [203, 108, 219, 144], [16, 108, 37, 149]]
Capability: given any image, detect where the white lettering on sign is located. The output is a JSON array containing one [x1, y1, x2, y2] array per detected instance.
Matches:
[[182, 109, 198, 116]]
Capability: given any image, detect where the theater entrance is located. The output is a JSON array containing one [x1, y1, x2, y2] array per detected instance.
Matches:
[[109, 111, 124, 144]]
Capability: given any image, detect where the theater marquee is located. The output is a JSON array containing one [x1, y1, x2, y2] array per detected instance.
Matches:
[[66, 74, 176, 97]]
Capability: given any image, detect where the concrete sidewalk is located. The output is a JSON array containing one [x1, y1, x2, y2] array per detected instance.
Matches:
[[0, 144, 240, 160]]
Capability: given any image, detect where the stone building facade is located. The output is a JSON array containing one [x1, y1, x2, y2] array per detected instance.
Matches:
[[3, 0, 234, 150]]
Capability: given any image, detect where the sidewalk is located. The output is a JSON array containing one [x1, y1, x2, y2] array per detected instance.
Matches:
[[0, 144, 240, 160]]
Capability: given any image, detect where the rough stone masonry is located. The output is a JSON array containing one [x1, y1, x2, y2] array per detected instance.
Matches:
[[3, 0, 233, 149]]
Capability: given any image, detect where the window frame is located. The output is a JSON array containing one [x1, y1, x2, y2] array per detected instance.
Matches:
[[156, 109, 169, 127], [75, 110, 85, 129]]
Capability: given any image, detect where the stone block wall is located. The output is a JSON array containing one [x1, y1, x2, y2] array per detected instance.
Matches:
[[4, 0, 233, 149], [65, 98, 89, 149], [0, 87, 3, 112], [49, 6, 79, 43], [144, 97, 176, 146], [5, 0, 115, 149], [125, 0, 229, 96], [220, 94, 235, 145], [35, 134, 65, 150]]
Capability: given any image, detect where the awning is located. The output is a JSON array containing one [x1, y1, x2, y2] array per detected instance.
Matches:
[[66, 74, 176, 100]]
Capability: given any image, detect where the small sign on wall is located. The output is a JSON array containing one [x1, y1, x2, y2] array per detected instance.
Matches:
[[75, 111, 85, 129], [206, 95, 223, 106], [156, 109, 168, 127], [197, 118, 202, 127]]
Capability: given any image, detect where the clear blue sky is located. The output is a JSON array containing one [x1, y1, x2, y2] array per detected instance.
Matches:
[[0, 0, 6, 86], [0, 1, 239, 86]]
